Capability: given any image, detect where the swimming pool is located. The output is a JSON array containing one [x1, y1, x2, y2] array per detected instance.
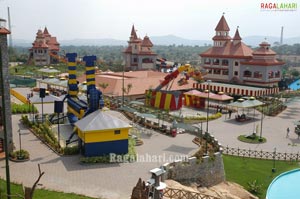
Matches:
[[288, 79, 300, 90], [266, 168, 300, 199]]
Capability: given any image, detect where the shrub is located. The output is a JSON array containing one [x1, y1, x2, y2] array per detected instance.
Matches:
[[63, 146, 80, 155], [10, 149, 30, 160], [11, 103, 37, 114], [247, 180, 262, 194]]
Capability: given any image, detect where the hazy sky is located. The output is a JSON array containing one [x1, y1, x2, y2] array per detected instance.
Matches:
[[0, 0, 299, 41]]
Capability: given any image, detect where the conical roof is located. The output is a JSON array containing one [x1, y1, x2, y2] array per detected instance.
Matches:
[[215, 15, 230, 31], [43, 27, 50, 36], [141, 35, 153, 47], [130, 25, 138, 40], [233, 28, 242, 40]]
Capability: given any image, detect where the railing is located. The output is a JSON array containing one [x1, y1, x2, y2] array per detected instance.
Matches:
[[163, 188, 220, 199], [10, 88, 28, 104], [222, 146, 300, 161]]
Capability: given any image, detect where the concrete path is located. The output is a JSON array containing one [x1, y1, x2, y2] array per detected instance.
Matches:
[[208, 97, 300, 154]]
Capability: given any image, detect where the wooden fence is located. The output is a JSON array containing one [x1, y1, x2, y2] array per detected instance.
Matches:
[[163, 188, 220, 199], [222, 146, 300, 161]]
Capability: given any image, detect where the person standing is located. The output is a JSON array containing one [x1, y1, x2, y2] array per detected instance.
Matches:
[[286, 127, 290, 138], [228, 109, 232, 119]]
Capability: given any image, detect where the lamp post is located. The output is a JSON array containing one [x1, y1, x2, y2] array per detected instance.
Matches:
[[205, 80, 212, 155], [259, 104, 264, 142]]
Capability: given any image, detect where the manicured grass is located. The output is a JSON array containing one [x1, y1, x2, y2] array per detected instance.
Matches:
[[223, 155, 300, 199], [238, 134, 267, 144], [0, 178, 97, 199]]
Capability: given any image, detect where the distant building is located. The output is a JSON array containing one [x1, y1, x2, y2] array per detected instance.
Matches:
[[200, 15, 284, 88], [29, 27, 60, 66], [123, 25, 157, 71]]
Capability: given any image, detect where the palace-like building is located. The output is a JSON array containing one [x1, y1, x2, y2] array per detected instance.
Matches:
[[200, 15, 284, 88], [123, 25, 157, 71], [29, 27, 60, 66]]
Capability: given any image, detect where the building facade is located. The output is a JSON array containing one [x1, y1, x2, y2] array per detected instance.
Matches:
[[29, 27, 60, 66], [123, 25, 157, 71], [200, 15, 284, 88]]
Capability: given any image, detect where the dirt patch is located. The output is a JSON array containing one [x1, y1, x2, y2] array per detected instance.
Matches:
[[165, 180, 258, 199]]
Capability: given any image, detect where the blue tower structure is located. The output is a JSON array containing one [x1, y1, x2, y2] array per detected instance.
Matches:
[[83, 55, 104, 116]]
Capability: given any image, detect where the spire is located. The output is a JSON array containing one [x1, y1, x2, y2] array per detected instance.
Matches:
[[43, 27, 49, 34], [233, 26, 242, 40], [130, 25, 138, 40], [215, 14, 230, 31]]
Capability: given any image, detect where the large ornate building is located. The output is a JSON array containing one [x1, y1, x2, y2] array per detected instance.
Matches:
[[200, 15, 284, 88], [123, 25, 157, 71], [29, 27, 60, 66]]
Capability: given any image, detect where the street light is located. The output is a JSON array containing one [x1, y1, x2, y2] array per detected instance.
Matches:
[[205, 80, 212, 155], [259, 104, 264, 142]]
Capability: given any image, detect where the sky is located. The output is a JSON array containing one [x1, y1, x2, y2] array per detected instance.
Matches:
[[0, 0, 300, 41]]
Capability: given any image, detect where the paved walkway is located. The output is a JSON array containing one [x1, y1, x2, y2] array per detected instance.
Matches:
[[1, 114, 198, 199], [2, 88, 300, 198]]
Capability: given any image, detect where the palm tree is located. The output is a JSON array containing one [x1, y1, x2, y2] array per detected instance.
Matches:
[[98, 82, 109, 92]]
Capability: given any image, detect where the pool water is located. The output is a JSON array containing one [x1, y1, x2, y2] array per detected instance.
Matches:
[[267, 169, 300, 199], [288, 79, 300, 90]]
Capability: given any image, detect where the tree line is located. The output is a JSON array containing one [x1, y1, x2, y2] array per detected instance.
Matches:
[[8, 44, 300, 70]]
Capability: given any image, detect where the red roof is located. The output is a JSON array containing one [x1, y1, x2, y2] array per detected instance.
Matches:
[[124, 46, 132, 53], [212, 35, 231, 41], [241, 42, 284, 66], [0, 27, 10, 34], [32, 41, 48, 49], [252, 41, 276, 55], [233, 28, 242, 40], [31, 28, 59, 51], [200, 41, 253, 58], [77, 71, 195, 97], [141, 36, 153, 47], [215, 15, 230, 31]]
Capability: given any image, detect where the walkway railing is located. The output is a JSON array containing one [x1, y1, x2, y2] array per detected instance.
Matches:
[[222, 146, 300, 161], [163, 188, 220, 199]]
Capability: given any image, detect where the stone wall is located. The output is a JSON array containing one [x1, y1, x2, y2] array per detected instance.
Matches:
[[162, 152, 225, 187]]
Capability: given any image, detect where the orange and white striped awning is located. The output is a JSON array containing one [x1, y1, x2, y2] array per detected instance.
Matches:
[[193, 83, 279, 97]]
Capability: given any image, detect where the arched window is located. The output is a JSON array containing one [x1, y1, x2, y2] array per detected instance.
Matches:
[[222, 60, 229, 66], [268, 71, 274, 78], [204, 58, 211, 64], [275, 71, 280, 78], [243, 70, 252, 77], [254, 71, 262, 79], [213, 59, 220, 65]]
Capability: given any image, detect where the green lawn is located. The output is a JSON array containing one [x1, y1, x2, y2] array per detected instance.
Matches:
[[0, 178, 98, 199], [223, 155, 300, 199]]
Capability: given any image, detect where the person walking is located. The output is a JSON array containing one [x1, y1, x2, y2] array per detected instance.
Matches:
[[286, 127, 290, 138]]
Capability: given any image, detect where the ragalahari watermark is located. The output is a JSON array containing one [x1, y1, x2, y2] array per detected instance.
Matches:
[[109, 153, 189, 163], [260, 2, 297, 11]]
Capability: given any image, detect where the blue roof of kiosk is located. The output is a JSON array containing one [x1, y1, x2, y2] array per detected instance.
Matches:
[[75, 110, 131, 132]]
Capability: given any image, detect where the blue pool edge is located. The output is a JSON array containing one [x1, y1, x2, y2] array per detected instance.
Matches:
[[266, 168, 300, 199]]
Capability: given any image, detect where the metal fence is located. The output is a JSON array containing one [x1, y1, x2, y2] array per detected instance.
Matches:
[[222, 146, 300, 161], [163, 188, 220, 199]]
